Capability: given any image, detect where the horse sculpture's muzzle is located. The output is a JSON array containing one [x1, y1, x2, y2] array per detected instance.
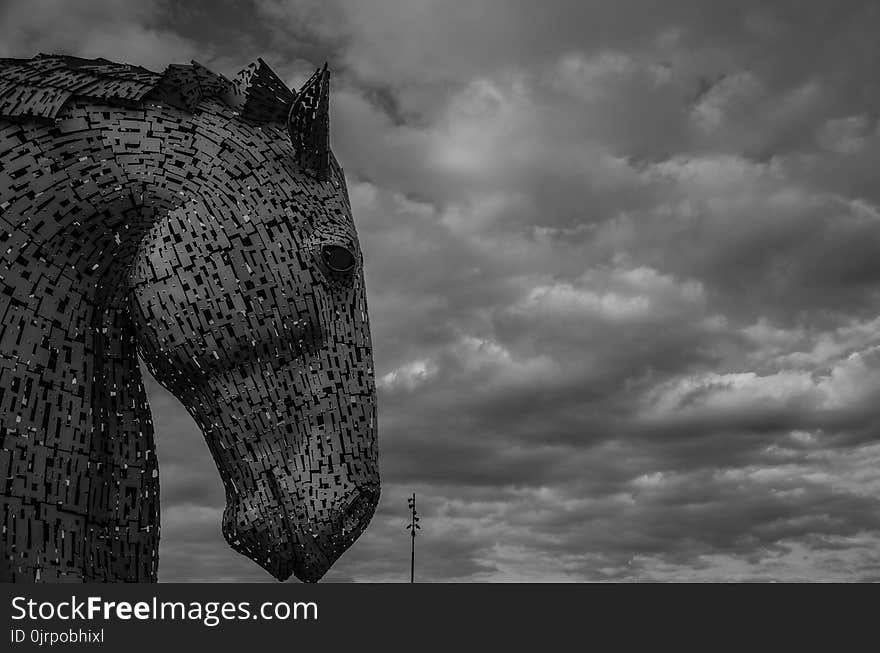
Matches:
[[223, 477, 379, 582]]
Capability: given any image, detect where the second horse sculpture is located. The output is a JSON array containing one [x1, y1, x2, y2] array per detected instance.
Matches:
[[0, 54, 379, 582]]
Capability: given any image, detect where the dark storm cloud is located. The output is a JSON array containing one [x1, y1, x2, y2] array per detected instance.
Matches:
[[4, 0, 880, 580]]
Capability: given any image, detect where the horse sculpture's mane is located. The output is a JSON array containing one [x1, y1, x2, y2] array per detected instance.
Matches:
[[0, 54, 343, 174], [0, 54, 379, 583], [1, 53, 273, 120]]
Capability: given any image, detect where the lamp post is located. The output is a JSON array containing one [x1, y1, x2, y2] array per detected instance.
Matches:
[[406, 493, 420, 583]]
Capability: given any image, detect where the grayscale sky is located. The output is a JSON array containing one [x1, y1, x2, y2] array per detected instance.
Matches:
[[4, 0, 880, 581]]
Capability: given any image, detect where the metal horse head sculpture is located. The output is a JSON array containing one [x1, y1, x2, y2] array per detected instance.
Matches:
[[0, 54, 379, 582]]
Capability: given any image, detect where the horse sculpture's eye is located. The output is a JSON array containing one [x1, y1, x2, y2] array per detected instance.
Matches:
[[322, 245, 356, 273]]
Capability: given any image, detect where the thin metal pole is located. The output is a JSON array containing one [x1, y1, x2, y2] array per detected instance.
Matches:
[[410, 493, 415, 583]]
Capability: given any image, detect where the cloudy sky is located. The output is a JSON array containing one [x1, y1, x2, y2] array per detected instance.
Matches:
[[5, 0, 880, 581]]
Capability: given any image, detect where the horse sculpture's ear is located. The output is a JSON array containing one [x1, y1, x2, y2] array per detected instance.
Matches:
[[287, 64, 331, 181], [227, 58, 294, 124]]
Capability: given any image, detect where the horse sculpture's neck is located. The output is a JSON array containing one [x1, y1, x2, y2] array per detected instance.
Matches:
[[0, 108, 192, 580]]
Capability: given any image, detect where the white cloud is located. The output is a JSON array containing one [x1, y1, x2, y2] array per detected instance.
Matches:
[[514, 267, 705, 324], [642, 370, 820, 419], [817, 115, 872, 155], [378, 359, 437, 391]]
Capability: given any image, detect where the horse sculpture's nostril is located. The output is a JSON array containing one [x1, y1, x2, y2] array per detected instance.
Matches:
[[342, 490, 377, 535]]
